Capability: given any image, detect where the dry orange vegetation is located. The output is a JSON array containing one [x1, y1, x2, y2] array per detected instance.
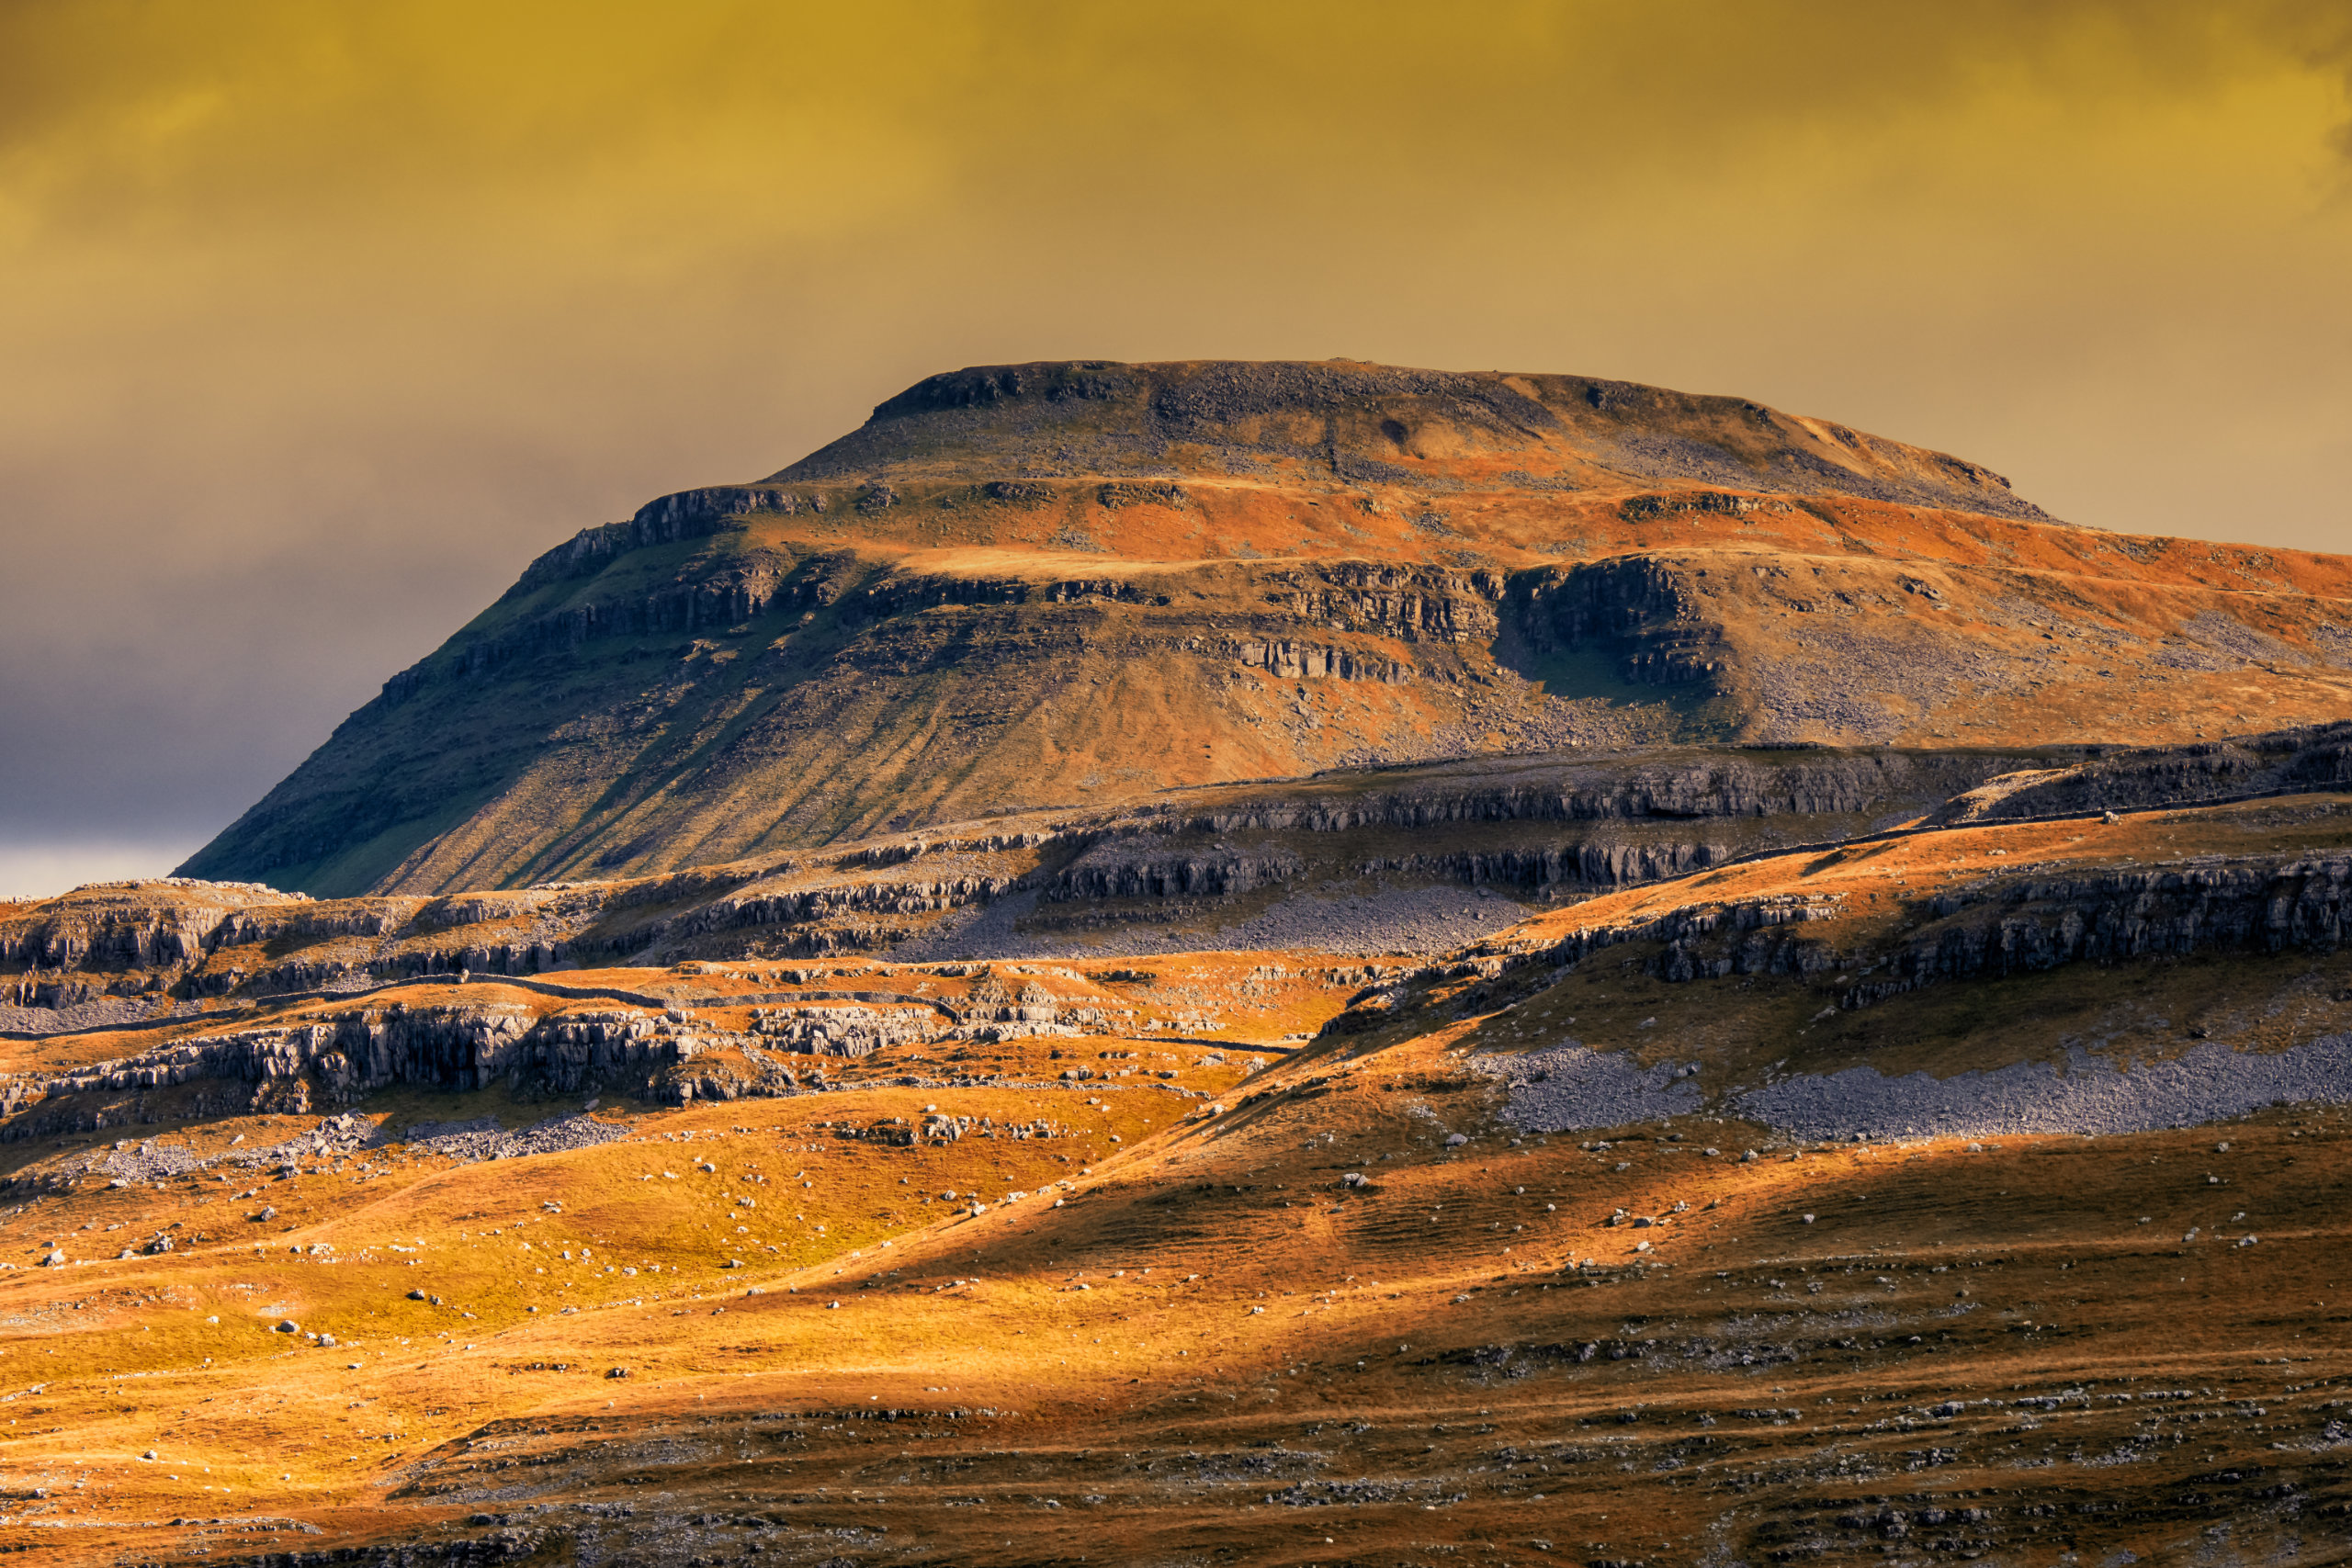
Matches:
[[9, 792, 2352, 1562], [12, 363, 2352, 1563], [7, 1013, 2352, 1564]]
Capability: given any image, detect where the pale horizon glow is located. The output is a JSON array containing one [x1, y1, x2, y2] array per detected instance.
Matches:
[[0, 839, 211, 905]]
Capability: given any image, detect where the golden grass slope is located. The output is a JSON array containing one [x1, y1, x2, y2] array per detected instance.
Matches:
[[13, 795, 2352, 1562], [7, 996, 2352, 1564]]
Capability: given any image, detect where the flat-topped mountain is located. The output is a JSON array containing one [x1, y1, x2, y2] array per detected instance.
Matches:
[[178, 359, 2352, 897], [767, 358, 2047, 516], [24, 361, 2352, 1568]]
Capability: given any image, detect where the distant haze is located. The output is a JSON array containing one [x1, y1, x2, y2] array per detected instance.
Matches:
[[3, 1, 2348, 897], [0, 839, 206, 904]]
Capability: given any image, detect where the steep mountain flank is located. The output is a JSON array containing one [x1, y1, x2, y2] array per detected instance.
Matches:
[[177, 360, 2352, 897]]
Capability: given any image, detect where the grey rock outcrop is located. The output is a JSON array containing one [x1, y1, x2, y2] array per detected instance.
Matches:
[[1738, 1034, 2352, 1140], [1930, 721, 2352, 825]]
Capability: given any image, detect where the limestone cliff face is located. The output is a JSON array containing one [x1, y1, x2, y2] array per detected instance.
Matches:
[[1929, 722, 2352, 825], [173, 358, 2352, 898], [1845, 856, 2352, 999], [1327, 845, 2352, 1044], [0, 1002, 707, 1132], [0, 959, 1147, 1137], [0, 882, 303, 974], [6, 747, 2037, 1027], [1634, 853, 2352, 994]]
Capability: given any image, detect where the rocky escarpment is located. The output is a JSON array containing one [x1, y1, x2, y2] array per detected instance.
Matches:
[[0, 970, 1139, 1140], [495, 485, 851, 604], [1509, 558, 1734, 690], [1327, 846, 2352, 1040], [367, 556, 1523, 728], [1930, 721, 2352, 825], [1826, 854, 2352, 1009], [1159, 749, 2013, 834], [564, 741, 2038, 953], [1020, 748, 2041, 926], [1626, 851, 2352, 1004], [0, 880, 308, 976], [15, 748, 2056, 1030]]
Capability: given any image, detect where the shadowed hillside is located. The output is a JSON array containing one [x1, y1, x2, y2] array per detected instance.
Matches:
[[175, 360, 2352, 897]]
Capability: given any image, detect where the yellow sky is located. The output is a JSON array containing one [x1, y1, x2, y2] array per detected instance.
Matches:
[[1, 0, 2349, 879]]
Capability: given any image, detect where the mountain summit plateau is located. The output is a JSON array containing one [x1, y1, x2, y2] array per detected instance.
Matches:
[[177, 359, 2352, 897]]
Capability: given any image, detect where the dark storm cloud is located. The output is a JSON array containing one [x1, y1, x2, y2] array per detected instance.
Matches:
[[1, 0, 2346, 892]]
